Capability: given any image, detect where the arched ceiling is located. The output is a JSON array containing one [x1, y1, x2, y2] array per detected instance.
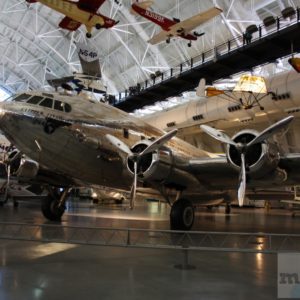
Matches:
[[0, 0, 299, 96]]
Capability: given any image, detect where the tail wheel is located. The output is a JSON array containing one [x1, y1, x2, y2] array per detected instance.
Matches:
[[41, 191, 65, 221], [170, 198, 194, 230]]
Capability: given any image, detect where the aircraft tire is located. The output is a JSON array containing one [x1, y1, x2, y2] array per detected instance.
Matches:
[[170, 198, 194, 230], [95, 23, 102, 30], [44, 122, 55, 134], [41, 193, 65, 221], [86, 32, 92, 38]]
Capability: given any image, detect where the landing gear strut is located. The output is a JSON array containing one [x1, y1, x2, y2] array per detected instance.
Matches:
[[225, 203, 231, 214], [170, 198, 194, 230], [41, 188, 69, 221]]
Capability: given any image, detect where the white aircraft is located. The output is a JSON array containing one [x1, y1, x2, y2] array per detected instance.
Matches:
[[0, 90, 299, 230], [47, 42, 106, 94], [131, 1, 222, 47], [144, 69, 300, 153]]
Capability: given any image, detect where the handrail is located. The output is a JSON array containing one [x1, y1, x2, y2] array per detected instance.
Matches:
[[0, 222, 299, 253], [114, 8, 300, 105]]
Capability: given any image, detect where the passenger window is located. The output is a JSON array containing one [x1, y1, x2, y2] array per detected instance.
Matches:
[[14, 94, 31, 102], [27, 96, 43, 105], [39, 98, 53, 108], [54, 100, 64, 111], [64, 103, 72, 113]]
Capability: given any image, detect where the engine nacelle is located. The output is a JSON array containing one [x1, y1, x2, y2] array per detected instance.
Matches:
[[16, 158, 39, 180], [127, 141, 198, 189], [226, 129, 280, 179]]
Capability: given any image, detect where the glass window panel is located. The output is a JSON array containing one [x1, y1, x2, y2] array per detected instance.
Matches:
[[54, 100, 64, 111], [39, 98, 53, 108], [27, 96, 43, 105]]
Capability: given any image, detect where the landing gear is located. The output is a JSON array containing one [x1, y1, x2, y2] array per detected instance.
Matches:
[[187, 41, 192, 47], [225, 203, 231, 214], [170, 198, 194, 230], [166, 37, 171, 44], [86, 32, 92, 38], [95, 23, 102, 30], [41, 188, 69, 221], [44, 121, 55, 134]]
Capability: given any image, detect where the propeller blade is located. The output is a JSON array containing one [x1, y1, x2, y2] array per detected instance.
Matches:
[[247, 116, 294, 147], [200, 125, 237, 146], [129, 161, 138, 209], [106, 134, 132, 156], [139, 129, 178, 156], [237, 153, 246, 207]]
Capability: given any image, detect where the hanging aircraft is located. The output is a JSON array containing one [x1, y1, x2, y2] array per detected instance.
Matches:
[[131, 1, 222, 47], [47, 42, 106, 94], [0, 91, 299, 230], [26, 0, 119, 38]]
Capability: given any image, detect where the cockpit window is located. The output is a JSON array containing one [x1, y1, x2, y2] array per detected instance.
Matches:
[[39, 98, 53, 108], [14, 94, 31, 102], [27, 96, 43, 105], [64, 103, 72, 113], [54, 100, 64, 111]]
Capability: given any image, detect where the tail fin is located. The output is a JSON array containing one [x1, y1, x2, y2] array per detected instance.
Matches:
[[196, 78, 206, 97], [131, 0, 154, 15]]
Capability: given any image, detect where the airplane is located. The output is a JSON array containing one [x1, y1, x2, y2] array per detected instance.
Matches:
[[144, 69, 300, 153], [0, 91, 299, 231], [131, 1, 222, 47], [47, 42, 106, 94], [26, 0, 119, 38]]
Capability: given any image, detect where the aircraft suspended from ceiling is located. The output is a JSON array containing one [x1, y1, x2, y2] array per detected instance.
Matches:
[[131, 1, 222, 47], [26, 0, 119, 38], [47, 42, 107, 95]]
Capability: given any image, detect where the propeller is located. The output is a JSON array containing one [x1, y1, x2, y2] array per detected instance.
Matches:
[[106, 129, 178, 209], [200, 116, 294, 207]]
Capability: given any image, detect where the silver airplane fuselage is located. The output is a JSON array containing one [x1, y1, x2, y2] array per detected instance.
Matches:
[[0, 92, 211, 192]]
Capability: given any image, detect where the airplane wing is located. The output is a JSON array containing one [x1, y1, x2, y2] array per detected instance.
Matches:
[[187, 153, 300, 191], [77, 0, 106, 12], [148, 30, 171, 45], [47, 76, 75, 90], [59, 17, 82, 31], [170, 7, 222, 34]]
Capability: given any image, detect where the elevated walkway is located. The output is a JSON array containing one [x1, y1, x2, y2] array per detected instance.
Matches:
[[114, 10, 300, 112]]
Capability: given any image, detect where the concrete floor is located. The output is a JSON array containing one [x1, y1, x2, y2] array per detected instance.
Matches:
[[0, 199, 299, 300]]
